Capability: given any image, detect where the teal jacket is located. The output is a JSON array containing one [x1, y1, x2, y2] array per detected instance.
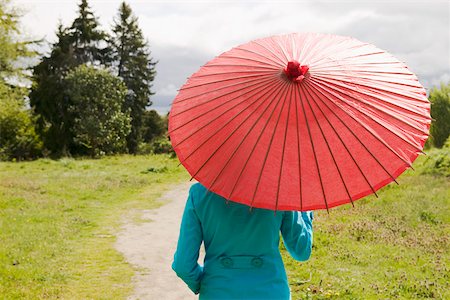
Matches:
[[172, 183, 313, 300]]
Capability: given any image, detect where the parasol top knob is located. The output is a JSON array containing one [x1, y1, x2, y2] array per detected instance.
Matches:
[[284, 60, 309, 82]]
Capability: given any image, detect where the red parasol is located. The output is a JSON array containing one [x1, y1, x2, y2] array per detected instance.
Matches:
[[168, 33, 431, 211]]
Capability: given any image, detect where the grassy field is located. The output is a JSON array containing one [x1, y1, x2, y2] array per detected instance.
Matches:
[[282, 148, 450, 299], [0, 154, 189, 299], [0, 150, 449, 299]]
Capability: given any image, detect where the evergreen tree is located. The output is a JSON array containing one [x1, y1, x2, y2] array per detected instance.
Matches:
[[68, 0, 111, 66], [30, 0, 111, 156], [29, 23, 77, 156], [111, 2, 156, 154]]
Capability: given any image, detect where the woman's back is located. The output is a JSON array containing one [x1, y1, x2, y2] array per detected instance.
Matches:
[[172, 183, 313, 300]]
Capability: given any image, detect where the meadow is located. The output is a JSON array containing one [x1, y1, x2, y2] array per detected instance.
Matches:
[[0, 149, 449, 299], [0, 155, 189, 299], [283, 148, 449, 299]]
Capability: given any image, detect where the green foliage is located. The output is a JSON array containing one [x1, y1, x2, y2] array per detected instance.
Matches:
[[142, 109, 166, 142], [0, 0, 40, 82], [110, 2, 157, 153], [30, 0, 113, 157], [68, 0, 111, 66], [29, 24, 76, 157], [429, 82, 450, 148], [0, 0, 42, 160], [419, 146, 450, 177], [65, 65, 131, 157], [0, 82, 42, 160], [138, 135, 175, 157], [149, 135, 175, 157]]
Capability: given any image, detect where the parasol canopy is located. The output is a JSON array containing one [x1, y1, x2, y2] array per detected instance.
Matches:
[[168, 32, 431, 211]]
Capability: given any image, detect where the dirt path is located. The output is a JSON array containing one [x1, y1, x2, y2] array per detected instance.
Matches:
[[115, 182, 202, 300]]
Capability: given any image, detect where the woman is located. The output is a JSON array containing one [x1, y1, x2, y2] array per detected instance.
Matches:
[[172, 182, 314, 300]]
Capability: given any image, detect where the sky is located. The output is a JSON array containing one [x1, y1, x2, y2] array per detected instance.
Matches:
[[14, 0, 450, 114]]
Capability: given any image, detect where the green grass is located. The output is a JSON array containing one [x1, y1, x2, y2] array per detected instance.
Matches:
[[283, 149, 450, 299], [1, 150, 449, 299], [0, 154, 189, 299]]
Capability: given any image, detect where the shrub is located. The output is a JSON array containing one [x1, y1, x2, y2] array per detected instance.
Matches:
[[65, 65, 131, 157], [0, 83, 43, 160], [429, 82, 450, 148], [150, 136, 175, 156], [420, 146, 450, 177]]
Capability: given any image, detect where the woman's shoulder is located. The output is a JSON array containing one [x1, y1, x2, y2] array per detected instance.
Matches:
[[189, 182, 207, 195], [189, 183, 226, 209]]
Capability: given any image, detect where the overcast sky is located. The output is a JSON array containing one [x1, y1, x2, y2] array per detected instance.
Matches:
[[14, 0, 450, 114]]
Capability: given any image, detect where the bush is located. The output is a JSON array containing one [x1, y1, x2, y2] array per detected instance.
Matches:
[[142, 110, 167, 142], [420, 146, 450, 177], [151, 136, 174, 155], [0, 84, 43, 161], [65, 65, 131, 157], [137, 136, 175, 157], [429, 82, 450, 148]]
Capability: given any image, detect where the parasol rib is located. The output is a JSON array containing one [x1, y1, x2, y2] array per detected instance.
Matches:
[[302, 83, 355, 207], [227, 86, 290, 203], [219, 54, 284, 70], [312, 77, 430, 135], [170, 76, 277, 133], [275, 88, 294, 212], [310, 77, 426, 154], [208, 81, 290, 191], [233, 46, 285, 68], [306, 80, 404, 183], [311, 61, 405, 71], [296, 33, 324, 64], [312, 75, 430, 120], [206, 63, 280, 70], [306, 40, 370, 67], [313, 68, 415, 76], [303, 82, 378, 198], [178, 73, 273, 91], [173, 74, 274, 106], [275, 35, 295, 63], [312, 74, 428, 103], [293, 79, 303, 210], [298, 84, 330, 212], [252, 39, 289, 66], [173, 77, 284, 152], [193, 69, 277, 78], [315, 72, 423, 89], [250, 84, 290, 210], [189, 79, 287, 181]]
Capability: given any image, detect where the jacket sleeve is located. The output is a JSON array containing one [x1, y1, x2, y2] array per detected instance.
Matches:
[[280, 211, 313, 261], [171, 186, 204, 294]]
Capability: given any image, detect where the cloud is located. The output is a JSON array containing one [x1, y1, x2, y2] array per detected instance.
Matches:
[[311, 0, 450, 89], [14, 0, 450, 112]]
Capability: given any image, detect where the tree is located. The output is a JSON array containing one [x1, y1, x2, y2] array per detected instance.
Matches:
[[65, 65, 131, 157], [110, 2, 156, 154], [68, 0, 111, 66], [429, 82, 450, 148], [142, 109, 165, 142], [29, 23, 77, 156], [30, 0, 112, 156], [0, 81, 42, 160], [0, 0, 42, 160], [0, 0, 40, 83]]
